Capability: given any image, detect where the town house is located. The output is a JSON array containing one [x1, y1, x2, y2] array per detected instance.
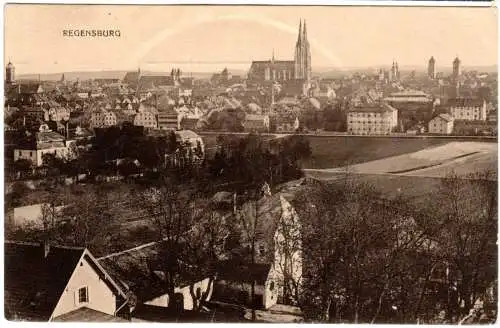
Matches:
[[5, 241, 129, 322]]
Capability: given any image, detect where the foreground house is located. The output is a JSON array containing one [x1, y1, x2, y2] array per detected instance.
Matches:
[[4, 241, 129, 322]]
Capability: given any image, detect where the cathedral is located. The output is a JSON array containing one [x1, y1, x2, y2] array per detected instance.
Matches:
[[247, 19, 312, 84]]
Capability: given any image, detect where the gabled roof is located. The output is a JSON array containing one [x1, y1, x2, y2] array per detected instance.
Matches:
[[4, 241, 85, 321], [216, 260, 271, 285], [52, 307, 128, 322], [349, 103, 397, 114], [35, 130, 65, 144], [5, 241, 127, 322], [433, 113, 454, 122], [123, 71, 139, 86]]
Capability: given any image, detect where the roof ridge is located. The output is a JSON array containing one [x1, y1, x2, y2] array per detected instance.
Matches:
[[4, 240, 86, 251], [5, 240, 41, 247], [97, 240, 159, 260]]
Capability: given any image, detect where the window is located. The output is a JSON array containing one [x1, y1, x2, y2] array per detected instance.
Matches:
[[269, 281, 275, 291], [78, 286, 89, 304], [18, 151, 21, 157], [29, 151, 33, 157]]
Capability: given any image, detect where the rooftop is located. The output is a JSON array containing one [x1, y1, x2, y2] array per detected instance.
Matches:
[[4, 241, 85, 321], [348, 103, 398, 113], [52, 307, 128, 322]]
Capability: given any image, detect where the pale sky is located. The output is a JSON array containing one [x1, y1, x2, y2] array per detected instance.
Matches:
[[4, 5, 498, 74]]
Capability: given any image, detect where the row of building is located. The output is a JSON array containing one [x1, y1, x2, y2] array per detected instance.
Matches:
[[346, 95, 491, 136]]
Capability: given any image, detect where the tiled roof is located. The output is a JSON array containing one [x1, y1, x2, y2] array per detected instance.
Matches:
[[216, 260, 271, 285], [123, 71, 139, 85], [349, 103, 397, 113], [4, 241, 85, 321], [35, 131, 65, 144], [138, 75, 175, 92], [98, 241, 208, 303], [434, 113, 454, 122], [52, 307, 128, 322], [448, 98, 484, 107]]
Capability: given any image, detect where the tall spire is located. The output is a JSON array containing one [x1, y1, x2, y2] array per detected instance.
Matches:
[[297, 19, 302, 44], [303, 19, 307, 42], [272, 48, 275, 63]]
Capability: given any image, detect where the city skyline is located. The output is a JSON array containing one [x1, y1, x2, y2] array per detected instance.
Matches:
[[5, 5, 498, 75]]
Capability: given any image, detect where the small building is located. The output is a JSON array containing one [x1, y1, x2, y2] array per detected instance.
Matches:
[[449, 98, 487, 121], [213, 261, 278, 310], [428, 113, 454, 135], [347, 103, 398, 135], [4, 241, 129, 322], [243, 114, 270, 132], [14, 125, 69, 167], [133, 111, 157, 128]]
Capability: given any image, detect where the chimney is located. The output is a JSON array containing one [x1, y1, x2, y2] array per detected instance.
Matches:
[[44, 242, 51, 258]]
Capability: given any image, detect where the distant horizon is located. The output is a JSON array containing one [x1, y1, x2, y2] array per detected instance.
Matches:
[[5, 5, 497, 76], [13, 63, 498, 81]]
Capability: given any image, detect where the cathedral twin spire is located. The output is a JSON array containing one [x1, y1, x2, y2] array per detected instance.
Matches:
[[295, 19, 311, 80]]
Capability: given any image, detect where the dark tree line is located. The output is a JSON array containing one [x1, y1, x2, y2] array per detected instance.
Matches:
[[294, 171, 497, 324], [207, 133, 311, 189]]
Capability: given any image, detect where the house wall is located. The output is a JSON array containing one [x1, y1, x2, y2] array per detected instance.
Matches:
[[347, 110, 397, 135], [175, 277, 214, 310], [14, 146, 69, 167], [429, 117, 453, 134], [145, 294, 170, 308], [144, 278, 213, 310], [263, 267, 278, 309], [450, 103, 487, 121], [51, 254, 117, 319]]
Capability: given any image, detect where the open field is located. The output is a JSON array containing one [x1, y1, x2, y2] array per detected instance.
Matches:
[[301, 137, 452, 169], [304, 141, 497, 180]]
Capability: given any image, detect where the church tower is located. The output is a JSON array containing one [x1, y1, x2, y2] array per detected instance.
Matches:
[[294, 19, 311, 80], [452, 56, 461, 79], [5, 60, 15, 85], [428, 56, 436, 79], [391, 60, 399, 82]]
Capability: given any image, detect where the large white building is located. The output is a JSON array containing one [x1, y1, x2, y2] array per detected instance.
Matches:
[[90, 110, 117, 128], [347, 103, 398, 135], [449, 98, 487, 121], [133, 111, 157, 128]]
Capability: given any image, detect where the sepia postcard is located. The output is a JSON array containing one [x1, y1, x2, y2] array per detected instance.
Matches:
[[3, 4, 498, 324]]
